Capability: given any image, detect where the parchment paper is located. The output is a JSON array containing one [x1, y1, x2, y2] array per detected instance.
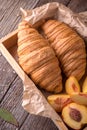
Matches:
[[20, 2, 87, 41], [20, 2, 87, 130]]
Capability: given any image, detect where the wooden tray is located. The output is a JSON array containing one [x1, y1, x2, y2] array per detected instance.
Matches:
[[0, 30, 68, 130], [0, 29, 87, 130]]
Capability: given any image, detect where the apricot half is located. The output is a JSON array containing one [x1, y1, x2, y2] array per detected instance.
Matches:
[[62, 103, 87, 129], [70, 92, 87, 106], [82, 77, 87, 93], [65, 76, 81, 95], [47, 94, 72, 112]]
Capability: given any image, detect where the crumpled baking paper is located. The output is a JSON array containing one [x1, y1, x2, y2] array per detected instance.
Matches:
[[20, 2, 87, 41], [20, 2, 87, 130]]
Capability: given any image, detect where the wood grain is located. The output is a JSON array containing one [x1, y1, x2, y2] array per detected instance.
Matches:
[[0, 51, 17, 101], [0, 76, 28, 130], [0, 0, 39, 39], [68, 0, 87, 13], [20, 115, 58, 130]]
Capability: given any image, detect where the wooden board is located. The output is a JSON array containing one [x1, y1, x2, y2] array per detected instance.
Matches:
[[0, 52, 17, 101]]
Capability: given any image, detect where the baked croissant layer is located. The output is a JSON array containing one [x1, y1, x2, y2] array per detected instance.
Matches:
[[17, 20, 62, 93], [42, 20, 86, 80]]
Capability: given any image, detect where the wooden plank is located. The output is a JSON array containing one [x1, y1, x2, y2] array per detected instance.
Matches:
[[0, 0, 30, 38], [20, 114, 58, 130], [0, 51, 17, 101], [0, 0, 40, 39], [68, 0, 87, 13], [0, 76, 28, 130], [1, 30, 18, 49]]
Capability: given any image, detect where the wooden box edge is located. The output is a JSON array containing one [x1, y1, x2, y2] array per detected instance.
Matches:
[[0, 31, 68, 130]]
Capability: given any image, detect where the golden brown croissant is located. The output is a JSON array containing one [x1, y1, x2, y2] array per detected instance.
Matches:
[[42, 20, 86, 80], [17, 20, 62, 93]]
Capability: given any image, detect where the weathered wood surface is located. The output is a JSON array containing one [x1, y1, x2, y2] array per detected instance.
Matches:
[[0, 52, 17, 101], [68, 0, 87, 13], [0, 0, 87, 130], [20, 115, 58, 130]]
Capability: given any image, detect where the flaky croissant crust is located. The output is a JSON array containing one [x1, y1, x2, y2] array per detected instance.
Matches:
[[42, 20, 86, 80], [17, 20, 62, 93]]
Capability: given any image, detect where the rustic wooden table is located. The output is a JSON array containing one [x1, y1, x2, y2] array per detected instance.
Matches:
[[0, 0, 87, 130]]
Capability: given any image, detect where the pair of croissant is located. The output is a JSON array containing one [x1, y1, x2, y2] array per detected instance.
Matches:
[[17, 20, 86, 93]]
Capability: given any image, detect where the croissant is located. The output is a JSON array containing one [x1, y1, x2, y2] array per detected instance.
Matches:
[[17, 20, 62, 93], [42, 20, 86, 80]]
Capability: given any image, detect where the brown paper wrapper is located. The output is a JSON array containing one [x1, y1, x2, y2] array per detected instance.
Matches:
[[20, 2, 87, 41], [20, 2, 87, 130]]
